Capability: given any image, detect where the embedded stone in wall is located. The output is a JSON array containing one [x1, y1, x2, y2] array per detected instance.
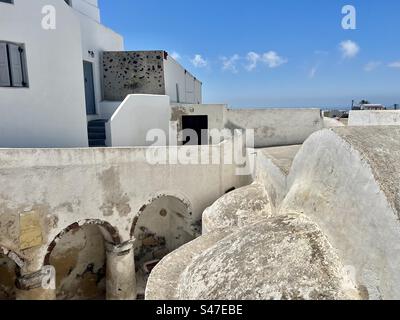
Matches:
[[19, 210, 43, 250], [102, 51, 166, 101]]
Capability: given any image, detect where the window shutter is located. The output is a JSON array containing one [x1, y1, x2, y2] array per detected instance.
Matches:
[[0, 43, 10, 87], [8, 43, 24, 87]]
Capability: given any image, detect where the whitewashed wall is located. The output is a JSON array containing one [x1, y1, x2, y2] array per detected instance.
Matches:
[[69, 0, 100, 22], [107, 95, 171, 147], [164, 56, 202, 104], [225, 108, 324, 148], [349, 110, 400, 126], [0, 0, 88, 147], [75, 5, 124, 118]]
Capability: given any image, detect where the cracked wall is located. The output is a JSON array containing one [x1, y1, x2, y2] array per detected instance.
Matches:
[[0, 144, 248, 299]]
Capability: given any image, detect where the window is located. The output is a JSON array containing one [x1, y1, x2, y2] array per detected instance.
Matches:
[[0, 42, 28, 88]]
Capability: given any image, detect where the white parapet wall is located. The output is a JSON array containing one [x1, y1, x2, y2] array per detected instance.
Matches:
[[349, 110, 400, 126], [225, 108, 324, 148], [0, 142, 250, 274], [107, 95, 171, 147]]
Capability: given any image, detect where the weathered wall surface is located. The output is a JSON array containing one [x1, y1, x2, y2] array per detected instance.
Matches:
[[254, 145, 301, 214], [107, 95, 171, 147], [282, 126, 400, 299], [49, 224, 106, 300], [102, 51, 166, 101], [225, 108, 324, 148], [171, 104, 226, 145], [348, 110, 400, 126], [0, 143, 248, 280], [0, 253, 16, 300], [202, 183, 271, 234], [147, 215, 360, 300]]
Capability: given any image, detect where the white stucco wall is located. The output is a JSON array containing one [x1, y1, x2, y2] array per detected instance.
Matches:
[[99, 101, 122, 119], [107, 95, 171, 147], [225, 108, 324, 148], [0, 0, 88, 148], [349, 110, 400, 126], [74, 6, 124, 118], [69, 0, 101, 23], [164, 56, 202, 104]]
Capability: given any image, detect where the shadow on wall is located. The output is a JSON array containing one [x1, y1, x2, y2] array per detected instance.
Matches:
[[47, 225, 107, 300], [0, 254, 17, 300], [131, 195, 196, 299]]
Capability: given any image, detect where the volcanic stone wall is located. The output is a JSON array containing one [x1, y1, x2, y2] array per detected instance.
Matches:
[[102, 51, 166, 101]]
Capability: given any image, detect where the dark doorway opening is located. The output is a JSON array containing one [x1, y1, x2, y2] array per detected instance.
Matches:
[[83, 61, 96, 115], [182, 115, 208, 145]]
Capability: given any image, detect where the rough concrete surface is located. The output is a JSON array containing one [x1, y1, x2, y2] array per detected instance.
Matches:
[[349, 110, 400, 126], [323, 117, 345, 128], [202, 183, 271, 234], [283, 126, 400, 299], [147, 215, 360, 300], [225, 108, 323, 148], [145, 228, 234, 300], [253, 145, 301, 214], [103, 51, 166, 101]]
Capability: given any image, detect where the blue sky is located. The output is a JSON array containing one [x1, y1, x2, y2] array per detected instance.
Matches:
[[99, 0, 400, 108]]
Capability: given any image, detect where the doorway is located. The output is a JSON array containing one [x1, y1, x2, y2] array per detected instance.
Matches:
[[83, 61, 96, 115], [182, 115, 209, 145]]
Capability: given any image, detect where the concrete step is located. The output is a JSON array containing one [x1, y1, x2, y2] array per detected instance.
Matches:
[[88, 127, 106, 135], [89, 139, 106, 147], [88, 119, 108, 128], [88, 132, 106, 140]]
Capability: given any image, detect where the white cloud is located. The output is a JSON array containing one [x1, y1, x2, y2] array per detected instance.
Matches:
[[388, 61, 400, 68], [170, 51, 181, 60], [339, 40, 360, 59], [262, 51, 288, 68], [309, 64, 319, 78], [191, 54, 207, 68], [245, 51, 287, 71], [364, 61, 381, 72], [246, 52, 260, 71], [221, 54, 240, 73]]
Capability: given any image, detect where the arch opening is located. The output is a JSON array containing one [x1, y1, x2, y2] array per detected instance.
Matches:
[[0, 253, 17, 300], [132, 195, 196, 298], [45, 220, 120, 300], [0, 247, 24, 301]]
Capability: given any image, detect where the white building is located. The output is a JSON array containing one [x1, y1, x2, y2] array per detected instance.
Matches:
[[0, 0, 202, 148]]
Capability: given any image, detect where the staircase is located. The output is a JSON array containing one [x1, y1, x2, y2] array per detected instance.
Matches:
[[87, 119, 107, 147]]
